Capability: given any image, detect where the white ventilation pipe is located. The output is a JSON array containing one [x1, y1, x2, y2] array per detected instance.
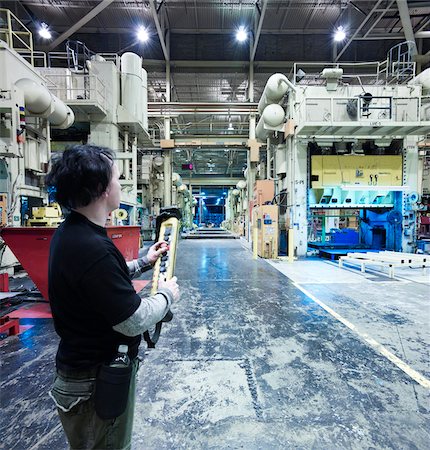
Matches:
[[256, 104, 285, 142], [49, 94, 75, 129], [258, 73, 296, 114], [410, 67, 430, 93], [15, 78, 75, 128], [15, 78, 53, 116], [236, 180, 247, 190], [172, 172, 182, 187], [152, 155, 164, 171]]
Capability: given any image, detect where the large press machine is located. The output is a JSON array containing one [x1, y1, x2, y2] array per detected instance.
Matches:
[[246, 42, 430, 258]]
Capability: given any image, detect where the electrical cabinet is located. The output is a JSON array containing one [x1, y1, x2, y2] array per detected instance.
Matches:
[[253, 205, 278, 259], [253, 180, 275, 205]]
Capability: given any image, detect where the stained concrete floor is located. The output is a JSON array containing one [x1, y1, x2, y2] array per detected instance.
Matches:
[[1, 239, 429, 449]]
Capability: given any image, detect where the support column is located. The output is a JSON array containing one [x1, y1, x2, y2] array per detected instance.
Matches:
[[132, 135, 137, 224], [163, 116, 172, 206], [266, 138, 271, 179], [124, 131, 130, 180], [286, 137, 308, 257]]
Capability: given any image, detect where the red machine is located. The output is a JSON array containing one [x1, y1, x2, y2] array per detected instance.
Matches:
[[1, 226, 140, 301]]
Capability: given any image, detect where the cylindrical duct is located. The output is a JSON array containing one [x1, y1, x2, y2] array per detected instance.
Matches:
[[15, 78, 52, 116], [258, 73, 296, 114], [152, 155, 164, 171], [177, 184, 188, 193], [49, 95, 75, 129], [411, 67, 430, 93], [236, 180, 247, 190], [120, 52, 143, 121], [256, 104, 285, 142], [172, 172, 182, 187], [232, 189, 240, 196], [15, 78, 74, 128]]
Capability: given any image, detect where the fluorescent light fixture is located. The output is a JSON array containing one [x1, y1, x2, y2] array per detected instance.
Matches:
[[137, 27, 149, 42], [39, 23, 52, 39], [236, 26, 248, 42], [334, 26, 346, 42]]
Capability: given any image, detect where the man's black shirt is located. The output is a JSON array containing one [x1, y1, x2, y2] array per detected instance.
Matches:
[[48, 211, 141, 370]]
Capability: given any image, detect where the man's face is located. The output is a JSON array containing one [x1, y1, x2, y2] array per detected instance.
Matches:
[[106, 164, 121, 212]]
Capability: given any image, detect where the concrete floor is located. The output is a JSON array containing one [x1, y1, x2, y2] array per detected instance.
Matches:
[[1, 239, 429, 449]]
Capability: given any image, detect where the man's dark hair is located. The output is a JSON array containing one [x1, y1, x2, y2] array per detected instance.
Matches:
[[46, 145, 114, 209]]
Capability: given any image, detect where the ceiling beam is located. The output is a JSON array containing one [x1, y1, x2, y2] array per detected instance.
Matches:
[[362, 0, 395, 39], [396, 0, 417, 54], [51, 26, 420, 37], [149, 0, 169, 62], [335, 0, 383, 62], [48, 0, 115, 51], [251, 0, 268, 63]]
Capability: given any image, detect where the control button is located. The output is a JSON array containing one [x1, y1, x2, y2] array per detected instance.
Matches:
[[160, 267, 166, 273], [161, 256, 168, 261]]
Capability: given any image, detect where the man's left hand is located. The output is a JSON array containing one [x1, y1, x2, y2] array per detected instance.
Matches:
[[147, 241, 168, 264]]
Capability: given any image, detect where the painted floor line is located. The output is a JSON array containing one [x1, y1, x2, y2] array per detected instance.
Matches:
[[293, 282, 430, 390]]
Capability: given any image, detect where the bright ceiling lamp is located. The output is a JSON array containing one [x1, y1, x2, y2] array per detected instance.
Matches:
[[137, 26, 149, 42], [334, 26, 346, 42], [227, 122, 234, 131], [236, 26, 248, 42], [39, 23, 52, 39]]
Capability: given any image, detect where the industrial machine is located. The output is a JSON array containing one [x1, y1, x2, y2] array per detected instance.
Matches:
[[27, 203, 62, 227], [0, 9, 174, 272], [255, 42, 430, 256]]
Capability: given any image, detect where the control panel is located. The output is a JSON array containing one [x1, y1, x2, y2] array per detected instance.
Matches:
[[151, 216, 180, 294], [143, 207, 181, 348]]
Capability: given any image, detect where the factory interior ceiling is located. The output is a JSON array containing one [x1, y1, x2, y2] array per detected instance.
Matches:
[[2, 0, 430, 178]]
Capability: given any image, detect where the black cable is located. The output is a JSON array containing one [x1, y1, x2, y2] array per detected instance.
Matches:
[[271, 192, 292, 208]]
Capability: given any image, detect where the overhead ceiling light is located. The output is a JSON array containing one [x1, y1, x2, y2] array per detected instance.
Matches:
[[334, 26, 346, 42], [137, 27, 149, 42], [38, 23, 52, 39], [227, 122, 234, 131], [236, 26, 248, 42]]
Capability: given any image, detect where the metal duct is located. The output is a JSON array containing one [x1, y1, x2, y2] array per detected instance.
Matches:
[[410, 67, 430, 93], [256, 104, 285, 142], [14, 78, 74, 128], [258, 73, 296, 114]]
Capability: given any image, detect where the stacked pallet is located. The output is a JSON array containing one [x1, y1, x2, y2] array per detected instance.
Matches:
[[338, 251, 429, 278]]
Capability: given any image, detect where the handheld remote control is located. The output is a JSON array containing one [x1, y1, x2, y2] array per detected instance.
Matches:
[[143, 207, 181, 348]]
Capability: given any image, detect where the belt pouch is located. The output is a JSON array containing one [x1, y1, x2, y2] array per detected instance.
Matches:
[[95, 363, 132, 420]]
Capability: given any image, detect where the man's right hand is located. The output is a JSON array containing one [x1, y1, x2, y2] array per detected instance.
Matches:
[[158, 276, 180, 303]]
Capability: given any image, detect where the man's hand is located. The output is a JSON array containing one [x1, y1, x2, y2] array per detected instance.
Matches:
[[147, 241, 168, 264], [158, 276, 180, 303]]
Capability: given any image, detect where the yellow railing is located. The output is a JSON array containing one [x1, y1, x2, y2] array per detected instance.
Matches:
[[0, 8, 33, 65]]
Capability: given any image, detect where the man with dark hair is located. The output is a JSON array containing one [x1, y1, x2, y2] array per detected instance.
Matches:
[[46, 144, 179, 449]]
